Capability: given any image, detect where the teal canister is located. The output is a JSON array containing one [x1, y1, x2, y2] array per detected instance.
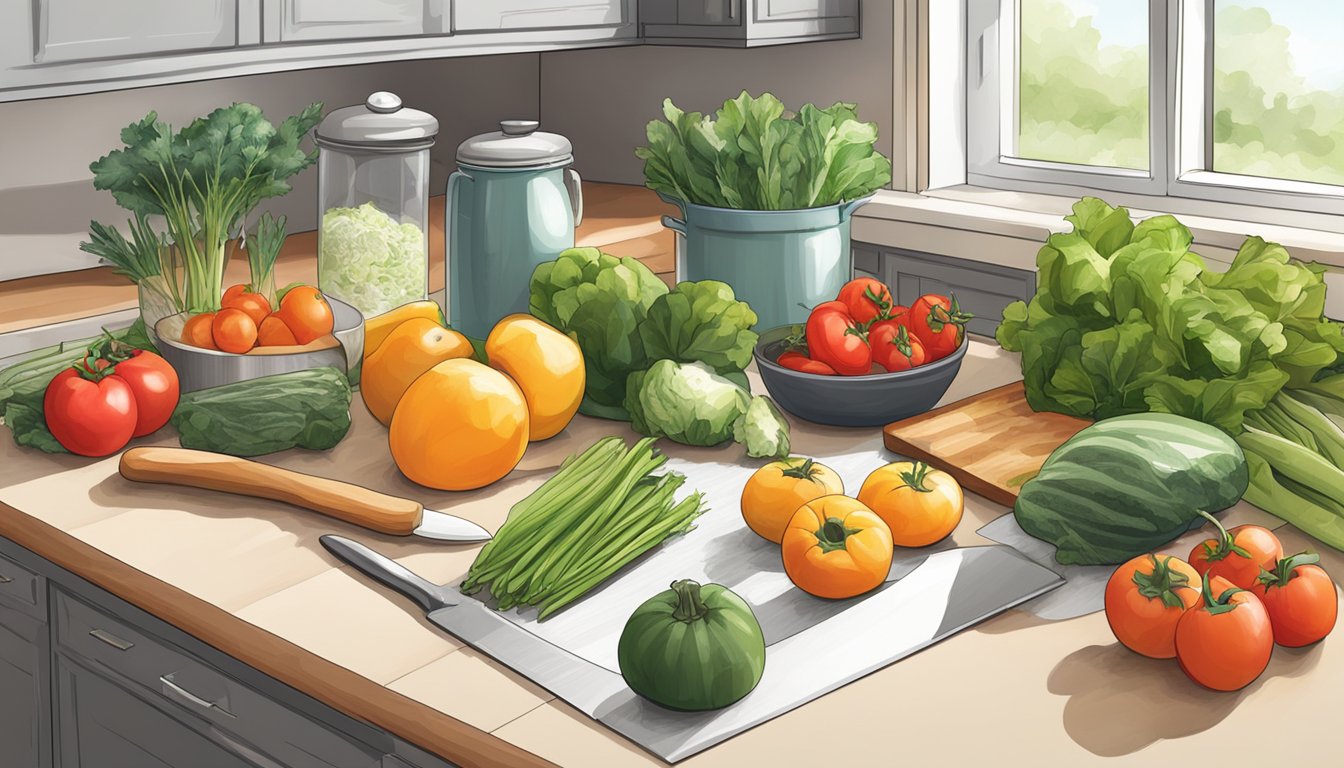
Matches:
[[660, 195, 873, 331], [447, 120, 583, 339]]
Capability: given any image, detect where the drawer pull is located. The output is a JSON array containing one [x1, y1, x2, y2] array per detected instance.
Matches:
[[88, 628, 134, 651], [160, 674, 235, 718], [0, 573, 11, 584]]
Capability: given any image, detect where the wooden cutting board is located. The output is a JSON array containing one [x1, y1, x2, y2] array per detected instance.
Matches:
[[882, 382, 1090, 508]]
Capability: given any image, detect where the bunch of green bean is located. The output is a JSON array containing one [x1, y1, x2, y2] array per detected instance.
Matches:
[[460, 436, 705, 620]]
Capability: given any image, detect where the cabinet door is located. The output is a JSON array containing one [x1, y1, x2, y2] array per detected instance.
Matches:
[[0, 603, 50, 768], [754, 0, 856, 22], [880, 248, 1035, 338], [33, 0, 242, 63], [453, 0, 628, 32], [55, 654, 263, 768], [269, 0, 431, 42]]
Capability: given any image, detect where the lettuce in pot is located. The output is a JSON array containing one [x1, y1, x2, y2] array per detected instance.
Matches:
[[319, 202, 427, 317]]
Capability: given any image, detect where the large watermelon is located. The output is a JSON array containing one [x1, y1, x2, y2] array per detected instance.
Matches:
[[1014, 413, 1249, 565]]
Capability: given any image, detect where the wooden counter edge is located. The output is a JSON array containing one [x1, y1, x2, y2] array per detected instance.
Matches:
[[0, 501, 558, 768]]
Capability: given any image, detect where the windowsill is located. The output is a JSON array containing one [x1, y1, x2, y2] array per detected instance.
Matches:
[[852, 184, 1344, 270]]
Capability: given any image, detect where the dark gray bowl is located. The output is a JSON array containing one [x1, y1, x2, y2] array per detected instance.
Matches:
[[754, 325, 968, 428]]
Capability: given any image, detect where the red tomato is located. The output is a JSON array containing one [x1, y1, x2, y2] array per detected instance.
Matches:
[[1251, 552, 1338, 647], [908, 294, 972, 361], [1189, 513, 1283, 590], [212, 308, 258, 354], [276, 286, 335, 345], [1174, 573, 1274, 691], [836, 277, 895, 325], [43, 366, 138, 457], [221, 284, 272, 326], [1104, 554, 1202, 659], [869, 320, 926, 372], [110, 350, 179, 437], [777, 351, 837, 375], [805, 301, 871, 376]]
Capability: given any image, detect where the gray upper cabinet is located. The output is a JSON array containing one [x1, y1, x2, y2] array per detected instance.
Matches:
[[454, 1, 628, 32], [267, 0, 436, 43], [640, 0, 858, 46], [33, 0, 248, 63]]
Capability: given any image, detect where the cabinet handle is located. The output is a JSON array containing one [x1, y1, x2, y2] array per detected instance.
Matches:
[[0, 573, 12, 583], [160, 674, 235, 718], [204, 725, 284, 768], [88, 628, 134, 651]]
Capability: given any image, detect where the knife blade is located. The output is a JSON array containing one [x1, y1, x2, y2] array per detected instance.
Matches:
[[120, 447, 491, 543]]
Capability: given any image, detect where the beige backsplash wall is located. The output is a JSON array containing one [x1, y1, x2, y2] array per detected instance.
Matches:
[[537, 0, 896, 185], [0, 54, 540, 281]]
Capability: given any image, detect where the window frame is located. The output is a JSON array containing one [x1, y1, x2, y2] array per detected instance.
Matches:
[[962, 0, 1344, 214]]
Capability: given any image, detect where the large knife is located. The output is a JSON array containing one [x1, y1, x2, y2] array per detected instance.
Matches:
[[119, 447, 491, 542]]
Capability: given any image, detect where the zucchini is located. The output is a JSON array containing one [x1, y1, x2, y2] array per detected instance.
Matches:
[[1015, 413, 1248, 565]]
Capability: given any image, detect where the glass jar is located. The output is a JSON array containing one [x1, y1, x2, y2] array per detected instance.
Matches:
[[315, 91, 438, 318]]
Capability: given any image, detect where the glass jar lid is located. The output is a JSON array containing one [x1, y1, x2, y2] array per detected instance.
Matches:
[[315, 91, 438, 150], [456, 120, 573, 168]]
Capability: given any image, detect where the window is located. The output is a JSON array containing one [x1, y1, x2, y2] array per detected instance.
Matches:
[[964, 0, 1344, 212]]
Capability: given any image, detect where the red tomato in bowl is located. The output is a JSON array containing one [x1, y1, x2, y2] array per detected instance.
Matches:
[[908, 294, 972, 361], [805, 301, 871, 376], [869, 320, 925, 372], [836, 277, 895, 325], [1251, 552, 1338, 647], [221, 284, 272, 326], [777, 351, 838, 375]]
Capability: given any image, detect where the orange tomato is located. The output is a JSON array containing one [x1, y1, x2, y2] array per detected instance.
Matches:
[[276, 286, 334, 345], [485, 314, 586, 441], [1189, 513, 1283, 590], [781, 495, 892, 599], [255, 314, 298, 346], [221, 284, 272, 326], [180, 313, 217, 350], [1174, 572, 1274, 691], [389, 358, 528, 491], [211, 308, 258, 353], [740, 457, 844, 544], [856, 461, 963, 547], [362, 318, 473, 426], [1251, 552, 1338, 647], [1104, 554, 1202, 659]]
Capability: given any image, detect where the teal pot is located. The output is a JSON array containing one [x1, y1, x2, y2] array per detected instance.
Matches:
[[660, 194, 873, 330], [447, 121, 583, 340]]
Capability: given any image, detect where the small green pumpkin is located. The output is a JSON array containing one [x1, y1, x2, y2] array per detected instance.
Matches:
[[617, 579, 766, 711]]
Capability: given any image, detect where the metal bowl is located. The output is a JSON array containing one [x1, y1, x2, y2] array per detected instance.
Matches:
[[153, 295, 364, 393], [753, 324, 967, 428]]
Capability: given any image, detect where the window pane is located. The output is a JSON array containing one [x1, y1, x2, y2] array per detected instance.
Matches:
[[1214, 2, 1344, 186], [1017, 0, 1149, 170]]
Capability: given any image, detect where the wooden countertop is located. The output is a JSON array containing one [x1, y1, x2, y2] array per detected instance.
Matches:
[[3, 339, 1339, 766], [0, 181, 678, 335]]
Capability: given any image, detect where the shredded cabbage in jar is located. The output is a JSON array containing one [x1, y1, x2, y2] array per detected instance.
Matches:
[[319, 202, 427, 317]]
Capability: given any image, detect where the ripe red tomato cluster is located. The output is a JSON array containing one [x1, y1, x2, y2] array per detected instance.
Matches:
[[1104, 515, 1337, 692], [43, 336, 180, 457], [776, 277, 973, 376]]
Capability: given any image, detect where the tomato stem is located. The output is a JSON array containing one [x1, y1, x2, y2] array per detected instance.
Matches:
[[1256, 551, 1321, 590], [1131, 554, 1193, 609], [669, 579, 709, 623], [894, 461, 934, 494], [814, 516, 862, 554], [1195, 510, 1252, 563], [1199, 569, 1245, 615], [780, 457, 823, 482]]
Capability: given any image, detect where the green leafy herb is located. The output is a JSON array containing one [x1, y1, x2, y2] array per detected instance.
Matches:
[[170, 367, 351, 456], [636, 92, 892, 211], [247, 211, 288, 306], [90, 102, 323, 312]]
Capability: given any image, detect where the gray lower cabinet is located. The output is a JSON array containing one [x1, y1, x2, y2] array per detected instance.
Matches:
[[0, 552, 51, 768], [0, 537, 455, 768], [853, 244, 1036, 338]]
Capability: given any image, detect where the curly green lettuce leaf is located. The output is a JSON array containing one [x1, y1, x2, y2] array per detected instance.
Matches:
[[639, 280, 758, 375]]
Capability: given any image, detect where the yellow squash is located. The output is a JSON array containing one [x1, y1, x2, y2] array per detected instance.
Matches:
[[361, 317, 473, 425], [485, 314, 585, 441], [389, 358, 529, 491]]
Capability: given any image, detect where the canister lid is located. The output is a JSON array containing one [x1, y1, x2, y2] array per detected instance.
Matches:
[[315, 92, 439, 149], [456, 120, 573, 168]]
